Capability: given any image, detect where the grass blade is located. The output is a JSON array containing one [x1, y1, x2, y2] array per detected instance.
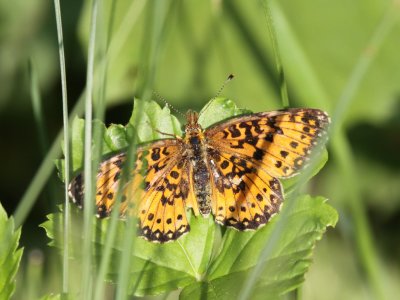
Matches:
[[52, 0, 71, 294], [328, 4, 398, 299], [82, 0, 101, 298]]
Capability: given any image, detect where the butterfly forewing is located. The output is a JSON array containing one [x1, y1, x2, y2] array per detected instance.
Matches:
[[205, 108, 330, 178]]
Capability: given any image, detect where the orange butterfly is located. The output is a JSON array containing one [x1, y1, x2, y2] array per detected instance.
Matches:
[[69, 106, 329, 243]]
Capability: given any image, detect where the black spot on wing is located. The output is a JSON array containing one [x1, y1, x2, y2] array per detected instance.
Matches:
[[151, 148, 161, 161], [228, 125, 241, 138], [139, 224, 190, 243], [170, 170, 179, 179], [252, 148, 264, 160]]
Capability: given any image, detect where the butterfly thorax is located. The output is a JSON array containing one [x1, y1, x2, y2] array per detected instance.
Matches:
[[184, 110, 212, 216]]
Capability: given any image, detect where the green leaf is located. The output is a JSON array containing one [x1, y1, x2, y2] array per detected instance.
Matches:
[[57, 99, 181, 178], [129, 98, 181, 142], [70, 116, 85, 172], [198, 97, 251, 128], [41, 209, 215, 296], [0, 202, 23, 299], [104, 124, 129, 151], [57, 117, 130, 180], [180, 195, 338, 299]]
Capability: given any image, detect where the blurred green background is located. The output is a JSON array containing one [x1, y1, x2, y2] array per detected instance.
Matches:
[[1, 0, 399, 299]]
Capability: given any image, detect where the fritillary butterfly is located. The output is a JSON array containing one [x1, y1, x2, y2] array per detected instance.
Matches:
[[69, 105, 330, 243]]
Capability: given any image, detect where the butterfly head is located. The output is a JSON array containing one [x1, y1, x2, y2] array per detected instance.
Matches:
[[184, 110, 203, 137]]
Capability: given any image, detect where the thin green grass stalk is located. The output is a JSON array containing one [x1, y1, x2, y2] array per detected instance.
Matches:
[[29, 58, 62, 233], [327, 4, 398, 300], [268, 2, 397, 299], [92, 0, 119, 298], [25, 249, 44, 300], [140, 0, 170, 101], [26, 60, 51, 299], [107, 0, 146, 66], [331, 133, 383, 292], [82, 0, 101, 298], [115, 206, 136, 300], [13, 95, 85, 228], [260, 0, 289, 108], [237, 3, 325, 298], [13, 0, 145, 294], [266, 3, 330, 108], [114, 101, 145, 300], [93, 198, 122, 300], [15, 10, 134, 231], [330, 4, 397, 132], [224, 1, 281, 105], [92, 1, 149, 298], [29, 60, 49, 154], [53, 0, 70, 294], [238, 1, 397, 298], [259, 2, 293, 298], [116, 2, 171, 298], [295, 285, 303, 300]]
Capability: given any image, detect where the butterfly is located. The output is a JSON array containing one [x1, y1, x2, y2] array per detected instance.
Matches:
[[68, 105, 330, 243]]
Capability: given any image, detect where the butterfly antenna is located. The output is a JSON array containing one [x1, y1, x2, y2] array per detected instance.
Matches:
[[201, 74, 235, 116], [214, 73, 234, 100], [153, 91, 186, 119]]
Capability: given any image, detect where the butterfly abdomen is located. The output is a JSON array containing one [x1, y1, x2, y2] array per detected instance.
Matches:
[[187, 135, 212, 216]]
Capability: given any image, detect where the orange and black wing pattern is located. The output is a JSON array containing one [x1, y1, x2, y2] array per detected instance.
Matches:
[[69, 139, 198, 243], [69, 107, 329, 242], [205, 108, 330, 230]]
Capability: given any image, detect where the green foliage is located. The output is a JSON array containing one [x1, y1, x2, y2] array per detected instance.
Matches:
[[42, 194, 337, 298], [197, 97, 251, 128], [129, 99, 181, 142], [0, 202, 23, 299], [39, 294, 61, 300], [77, 0, 400, 123], [42, 208, 215, 296], [46, 98, 336, 298], [181, 195, 337, 299]]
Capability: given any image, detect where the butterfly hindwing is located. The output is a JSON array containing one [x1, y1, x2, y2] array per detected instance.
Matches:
[[136, 159, 192, 242], [208, 149, 282, 230], [68, 153, 125, 217], [69, 139, 194, 243]]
